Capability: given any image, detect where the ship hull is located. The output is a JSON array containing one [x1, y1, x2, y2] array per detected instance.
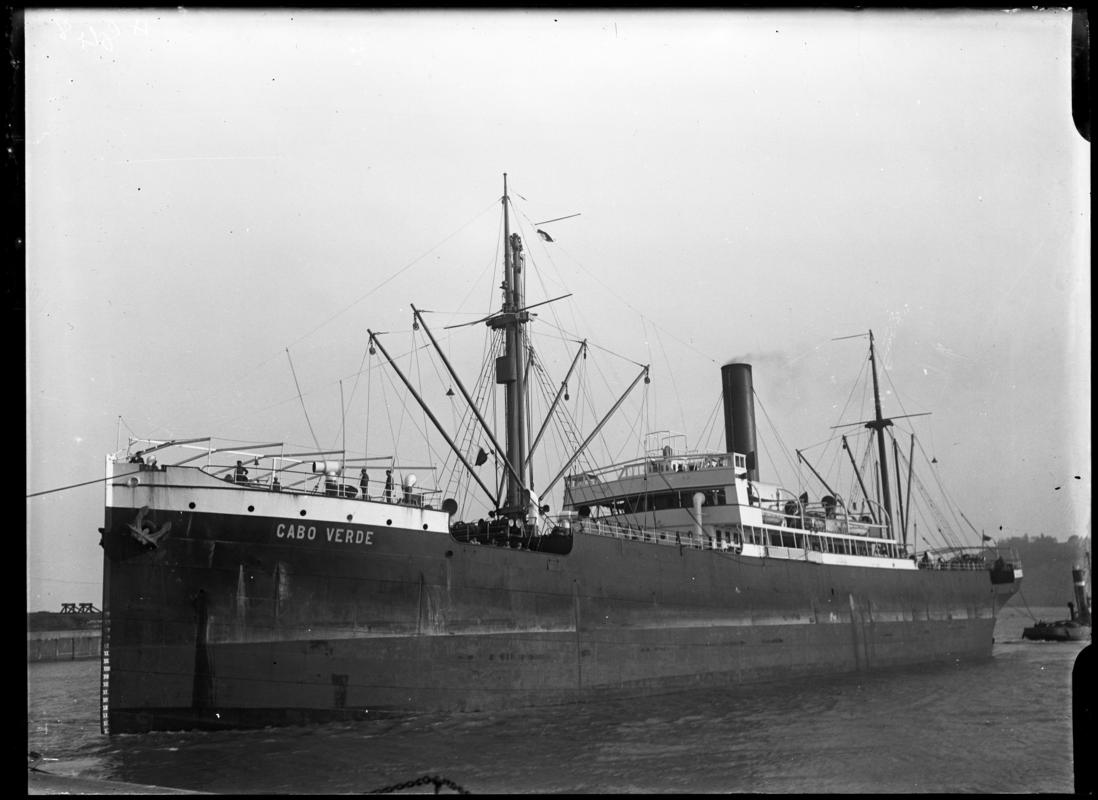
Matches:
[[100, 467, 1018, 734]]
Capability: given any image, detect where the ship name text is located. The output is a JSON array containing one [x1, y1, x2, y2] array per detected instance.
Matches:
[[274, 522, 375, 546]]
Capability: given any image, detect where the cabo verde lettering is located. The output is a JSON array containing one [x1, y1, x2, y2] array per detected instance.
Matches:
[[274, 523, 374, 546]]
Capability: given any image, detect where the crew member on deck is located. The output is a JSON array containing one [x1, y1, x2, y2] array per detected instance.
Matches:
[[360, 468, 369, 500], [384, 469, 394, 503], [234, 460, 248, 483]]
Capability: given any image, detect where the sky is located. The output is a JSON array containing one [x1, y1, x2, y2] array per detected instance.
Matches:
[[25, 8, 1089, 612]]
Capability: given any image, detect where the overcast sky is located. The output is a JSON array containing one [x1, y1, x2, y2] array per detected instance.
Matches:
[[26, 8, 1089, 611]]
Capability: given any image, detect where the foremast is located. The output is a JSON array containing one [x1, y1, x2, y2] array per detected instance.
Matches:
[[371, 175, 648, 525], [488, 174, 532, 513]]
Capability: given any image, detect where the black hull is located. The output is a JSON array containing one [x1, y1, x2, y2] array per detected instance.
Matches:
[[100, 473, 1020, 734]]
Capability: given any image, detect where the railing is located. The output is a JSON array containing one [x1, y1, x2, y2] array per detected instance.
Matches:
[[753, 501, 884, 536], [568, 518, 708, 549], [914, 545, 1022, 573], [115, 437, 440, 509], [565, 515, 1022, 573], [564, 452, 738, 486], [567, 517, 904, 560]]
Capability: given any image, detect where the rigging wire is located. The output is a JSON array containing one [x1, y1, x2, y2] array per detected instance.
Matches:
[[651, 325, 688, 443], [377, 356, 400, 469], [185, 199, 501, 426], [816, 347, 872, 477], [27, 470, 142, 499], [284, 198, 500, 353], [696, 393, 723, 454], [752, 390, 802, 492], [446, 214, 505, 329], [362, 346, 374, 482], [535, 317, 645, 368], [583, 346, 624, 467], [908, 432, 972, 545], [411, 324, 431, 472], [370, 361, 449, 485], [521, 221, 575, 358], [552, 240, 721, 367], [285, 348, 322, 451], [876, 351, 975, 537]]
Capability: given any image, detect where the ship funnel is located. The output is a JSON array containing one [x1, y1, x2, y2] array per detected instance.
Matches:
[[1073, 568, 1091, 625], [720, 362, 758, 481]]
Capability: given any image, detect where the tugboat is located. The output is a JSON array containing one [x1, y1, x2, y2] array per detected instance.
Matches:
[[1023, 567, 1092, 642]]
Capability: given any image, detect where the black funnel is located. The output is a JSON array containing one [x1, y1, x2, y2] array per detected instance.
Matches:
[[721, 362, 758, 481], [1073, 568, 1091, 625]]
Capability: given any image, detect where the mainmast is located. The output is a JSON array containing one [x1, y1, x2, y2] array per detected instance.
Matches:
[[865, 330, 894, 538], [489, 174, 531, 512]]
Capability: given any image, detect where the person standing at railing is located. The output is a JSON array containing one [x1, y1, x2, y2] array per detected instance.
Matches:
[[384, 469, 394, 503], [234, 460, 248, 483], [360, 468, 369, 500]]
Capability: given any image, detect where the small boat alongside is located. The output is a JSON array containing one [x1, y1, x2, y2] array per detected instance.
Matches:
[[1022, 566, 1091, 642]]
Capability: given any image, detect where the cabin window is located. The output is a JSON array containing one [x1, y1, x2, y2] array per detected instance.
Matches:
[[782, 532, 796, 548], [769, 531, 783, 547]]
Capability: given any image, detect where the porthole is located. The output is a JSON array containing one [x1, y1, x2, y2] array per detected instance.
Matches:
[[386, 519, 392, 526], [247, 505, 255, 513], [423, 524, 428, 530], [300, 510, 307, 517], [347, 514, 354, 522], [188, 502, 196, 509]]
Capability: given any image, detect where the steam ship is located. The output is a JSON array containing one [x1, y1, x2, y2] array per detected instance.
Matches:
[[98, 177, 1022, 734]]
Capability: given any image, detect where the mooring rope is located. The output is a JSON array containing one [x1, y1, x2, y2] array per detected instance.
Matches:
[[26, 470, 142, 499]]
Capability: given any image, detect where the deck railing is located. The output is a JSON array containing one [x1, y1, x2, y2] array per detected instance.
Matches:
[[915, 545, 1022, 573], [565, 517, 1017, 574], [115, 437, 439, 509], [565, 452, 737, 485]]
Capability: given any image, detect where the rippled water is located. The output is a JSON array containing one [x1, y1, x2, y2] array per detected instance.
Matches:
[[28, 606, 1086, 793]]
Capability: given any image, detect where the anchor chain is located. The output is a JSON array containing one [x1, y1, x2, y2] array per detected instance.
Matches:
[[366, 774, 470, 794]]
